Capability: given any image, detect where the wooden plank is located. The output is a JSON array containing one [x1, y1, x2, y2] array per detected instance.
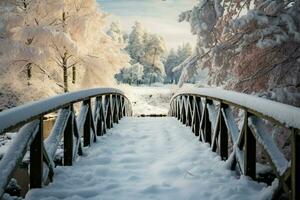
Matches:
[[83, 100, 91, 147], [219, 106, 228, 160], [105, 95, 112, 129], [211, 107, 221, 152], [186, 96, 193, 126], [177, 98, 180, 120], [64, 107, 73, 166], [199, 99, 206, 142], [44, 108, 71, 159], [244, 111, 256, 179], [95, 96, 103, 136], [181, 97, 187, 125], [30, 117, 43, 188], [73, 114, 82, 158], [193, 97, 201, 137], [205, 100, 212, 145], [292, 129, 300, 200]]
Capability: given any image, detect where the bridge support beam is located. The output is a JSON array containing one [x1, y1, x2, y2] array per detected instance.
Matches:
[[64, 107, 74, 166], [30, 117, 43, 189], [244, 111, 256, 180], [292, 129, 300, 200], [83, 99, 92, 147]]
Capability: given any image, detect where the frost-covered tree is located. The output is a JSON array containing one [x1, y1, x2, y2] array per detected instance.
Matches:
[[126, 21, 145, 64], [0, 0, 129, 110], [142, 34, 167, 84], [178, 0, 300, 106], [164, 43, 192, 84], [118, 21, 167, 85], [115, 63, 144, 85], [107, 22, 124, 44]]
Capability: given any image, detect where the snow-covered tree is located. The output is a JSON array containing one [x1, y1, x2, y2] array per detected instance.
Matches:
[[178, 0, 300, 106], [126, 21, 145, 64], [164, 43, 192, 84], [107, 22, 124, 44], [142, 34, 167, 84], [118, 21, 167, 85], [115, 63, 144, 85], [0, 0, 129, 110]]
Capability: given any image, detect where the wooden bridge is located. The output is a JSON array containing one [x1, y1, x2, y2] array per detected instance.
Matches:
[[0, 87, 299, 199]]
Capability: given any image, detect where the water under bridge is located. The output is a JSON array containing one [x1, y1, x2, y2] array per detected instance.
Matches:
[[0, 87, 299, 200]]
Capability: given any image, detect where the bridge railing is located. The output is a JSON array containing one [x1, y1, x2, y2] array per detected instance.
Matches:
[[0, 88, 132, 198], [169, 87, 300, 200]]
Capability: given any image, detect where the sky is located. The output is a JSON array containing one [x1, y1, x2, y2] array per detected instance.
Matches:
[[97, 0, 197, 50]]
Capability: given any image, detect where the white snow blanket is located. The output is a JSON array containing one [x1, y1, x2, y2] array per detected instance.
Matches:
[[26, 117, 274, 200], [118, 85, 174, 116]]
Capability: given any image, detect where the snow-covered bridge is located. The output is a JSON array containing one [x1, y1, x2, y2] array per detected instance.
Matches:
[[0, 87, 299, 200]]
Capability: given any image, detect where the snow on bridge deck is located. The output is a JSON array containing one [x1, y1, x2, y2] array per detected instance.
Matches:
[[26, 117, 273, 200]]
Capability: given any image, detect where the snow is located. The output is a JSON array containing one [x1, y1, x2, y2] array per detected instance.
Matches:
[[118, 85, 174, 116], [0, 88, 124, 134], [26, 117, 274, 200], [174, 86, 300, 130]]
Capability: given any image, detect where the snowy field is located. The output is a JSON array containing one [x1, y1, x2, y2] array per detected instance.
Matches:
[[26, 117, 274, 200], [117, 84, 176, 116]]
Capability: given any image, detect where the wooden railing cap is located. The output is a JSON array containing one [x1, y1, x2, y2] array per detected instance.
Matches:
[[172, 87, 300, 130], [0, 88, 126, 134]]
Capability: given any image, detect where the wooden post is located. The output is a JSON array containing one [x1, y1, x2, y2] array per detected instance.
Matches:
[[83, 99, 91, 147], [119, 96, 123, 119], [30, 117, 43, 188], [113, 95, 119, 124], [181, 97, 187, 124], [194, 97, 201, 137], [219, 104, 228, 160], [205, 99, 212, 145], [96, 96, 103, 136], [187, 96, 193, 127], [105, 95, 112, 129], [64, 107, 73, 166], [244, 110, 256, 179], [177, 98, 180, 120], [292, 129, 300, 200]]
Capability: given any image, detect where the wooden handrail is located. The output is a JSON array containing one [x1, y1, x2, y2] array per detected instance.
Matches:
[[0, 88, 132, 198], [169, 88, 300, 200]]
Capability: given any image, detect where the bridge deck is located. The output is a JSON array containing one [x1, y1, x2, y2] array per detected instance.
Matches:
[[26, 117, 271, 200]]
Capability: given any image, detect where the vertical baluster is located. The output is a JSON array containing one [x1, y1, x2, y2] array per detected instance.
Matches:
[[30, 117, 43, 188], [96, 96, 103, 136], [113, 95, 119, 124], [105, 95, 112, 129], [194, 97, 201, 137], [205, 99, 212, 145], [119, 96, 124, 119], [191, 96, 196, 132], [244, 110, 256, 179], [174, 100, 177, 117], [186, 96, 192, 127], [64, 106, 73, 166], [83, 99, 91, 147], [292, 128, 300, 200], [181, 96, 186, 124], [219, 103, 228, 160], [122, 96, 126, 117], [177, 97, 180, 120]]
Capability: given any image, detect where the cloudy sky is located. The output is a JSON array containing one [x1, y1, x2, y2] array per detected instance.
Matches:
[[97, 0, 197, 50]]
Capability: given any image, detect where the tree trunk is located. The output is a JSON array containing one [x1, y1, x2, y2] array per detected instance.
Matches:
[[72, 65, 76, 84], [63, 52, 68, 93], [26, 63, 32, 86]]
